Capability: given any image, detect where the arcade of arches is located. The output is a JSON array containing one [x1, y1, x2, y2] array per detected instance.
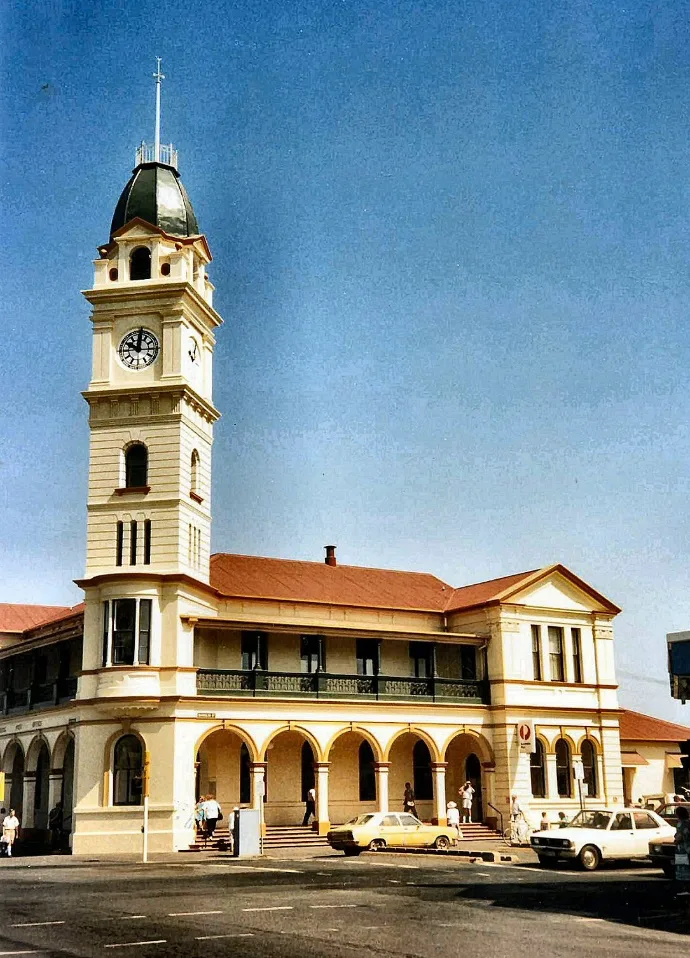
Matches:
[[196, 728, 494, 828], [1, 734, 75, 837]]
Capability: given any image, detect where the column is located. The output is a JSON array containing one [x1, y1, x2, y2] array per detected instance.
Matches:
[[481, 763, 496, 826], [250, 762, 267, 836], [431, 762, 448, 825], [47, 772, 63, 816], [374, 762, 391, 813], [22, 772, 36, 829], [546, 752, 558, 800], [314, 762, 330, 836]]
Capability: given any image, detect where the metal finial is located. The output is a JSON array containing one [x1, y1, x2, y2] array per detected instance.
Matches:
[[153, 57, 165, 163]]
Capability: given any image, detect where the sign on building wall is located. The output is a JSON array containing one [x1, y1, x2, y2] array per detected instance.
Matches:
[[517, 721, 535, 752]]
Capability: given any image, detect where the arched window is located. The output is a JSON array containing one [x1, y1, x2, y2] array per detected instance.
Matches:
[[130, 247, 151, 280], [581, 740, 598, 798], [239, 743, 251, 805], [301, 741, 315, 802], [358, 741, 376, 802], [190, 449, 200, 495], [555, 738, 572, 798], [125, 444, 148, 488], [412, 739, 433, 801], [530, 740, 546, 798], [113, 735, 143, 806]]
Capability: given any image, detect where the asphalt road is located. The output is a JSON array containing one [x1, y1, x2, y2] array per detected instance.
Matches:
[[0, 852, 687, 958]]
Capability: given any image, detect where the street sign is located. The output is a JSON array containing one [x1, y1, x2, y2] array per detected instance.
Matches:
[[573, 760, 585, 781], [517, 721, 535, 752]]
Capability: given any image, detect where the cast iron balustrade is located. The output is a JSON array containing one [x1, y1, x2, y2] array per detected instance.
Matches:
[[0, 676, 79, 716], [196, 669, 490, 704]]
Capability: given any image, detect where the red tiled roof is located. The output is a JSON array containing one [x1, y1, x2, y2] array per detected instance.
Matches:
[[619, 709, 690, 743], [210, 554, 456, 612], [0, 603, 75, 634], [443, 570, 538, 612]]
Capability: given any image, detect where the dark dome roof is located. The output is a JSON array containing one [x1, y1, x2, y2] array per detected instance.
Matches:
[[110, 162, 199, 239]]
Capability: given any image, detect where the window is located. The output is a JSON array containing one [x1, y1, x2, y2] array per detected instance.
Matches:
[[300, 635, 325, 673], [109, 267, 118, 281], [555, 738, 572, 797], [143, 520, 151, 565], [571, 627, 583, 683], [581, 739, 598, 797], [124, 444, 148, 488], [241, 632, 267, 670], [102, 598, 153, 666], [358, 741, 376, 801], [548, 626, 564, 682], [356, 640, 379, 676], [116, 521, 124, 566], [531, 625, 542, 681], [530, 739, 546, 798], [113, 735, 143, 806], [190, 450, 200, 495], [382, 814, 400, 827], [188, 524, 201, 568], [460, 647, 477, 680], [130, 520, 138, 565], [129, 247, 151, 280], [611, 812, 633, 830], [412, 739, 433, 800], [633, 811, 659, 829], [400, 814, 421, 827], [410, 642, 434, 678]]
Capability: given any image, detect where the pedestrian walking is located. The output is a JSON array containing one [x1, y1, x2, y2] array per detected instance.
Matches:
[[302, 786, 316, 826], [48, 801, 64, 849], [403, 782, 417, 816], [539, 811, 550, 831], [202, 795, 222, 840], [459, 781, 474, 823], [2, 809, 20, 857], [446, 801, 462, 840]]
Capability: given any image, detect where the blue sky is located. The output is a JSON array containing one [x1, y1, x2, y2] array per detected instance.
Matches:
[[3, 0, 690, 721]]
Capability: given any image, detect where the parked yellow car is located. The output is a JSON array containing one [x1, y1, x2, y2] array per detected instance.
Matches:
[[327, 811, 459, 856]]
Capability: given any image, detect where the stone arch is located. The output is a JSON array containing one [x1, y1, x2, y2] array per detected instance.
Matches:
[[262, 724, 324, 762], [440, 728, 494, 765], [52, 730, 75, 771], [2, 738, 24, 775], [324, 725, 384, 763], [443, 730, 494, 823], [101, 728, 147, 807], [3, 739, 25, 818], [194, 724, 259, 764], [25, 734, 51, 774], [574, 731, 601, 753], [384, 726, 441, 763]]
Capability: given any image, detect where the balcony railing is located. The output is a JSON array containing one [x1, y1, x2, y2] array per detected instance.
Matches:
[[197, 669, 490, 704], [0, 676, 78, 715]]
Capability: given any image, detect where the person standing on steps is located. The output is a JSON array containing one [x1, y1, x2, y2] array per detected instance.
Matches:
[[302, 786, 316, 826], [202, 795, 222, 841], [459, 781, 474, 824]]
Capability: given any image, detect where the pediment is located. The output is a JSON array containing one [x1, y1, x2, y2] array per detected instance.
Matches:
[[504, 566, 620, 615]]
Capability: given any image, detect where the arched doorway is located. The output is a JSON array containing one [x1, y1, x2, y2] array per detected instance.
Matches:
[[264, 730, 318, 826], [445, 732, 491, 824], [4, 743, 25, 819], [196, 729, 253, 812], [388, 733, 435, 821], [32, 742, 50, 830], [327, 731, 378, 824]]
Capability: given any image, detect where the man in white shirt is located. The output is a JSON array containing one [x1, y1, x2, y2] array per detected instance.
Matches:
[[2, 809, 20, 857], [302, 786, 316, 826], [202, 796, 222, 840]]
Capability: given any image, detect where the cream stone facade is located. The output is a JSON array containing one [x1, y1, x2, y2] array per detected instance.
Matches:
[[0, 138, 638, 856]]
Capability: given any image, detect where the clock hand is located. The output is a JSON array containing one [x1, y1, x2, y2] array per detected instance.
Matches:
[[136, 328, 143, 352]]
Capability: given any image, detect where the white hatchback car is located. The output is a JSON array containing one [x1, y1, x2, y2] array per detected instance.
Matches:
[[530, 808, 674, 871]]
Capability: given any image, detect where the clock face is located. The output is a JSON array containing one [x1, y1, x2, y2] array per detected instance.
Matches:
[[188, 336, 199, 364], [118, 328, 160, 370]]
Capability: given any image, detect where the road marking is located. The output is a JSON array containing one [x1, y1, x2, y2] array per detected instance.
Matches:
[[104, 942, 167, 950], [310, 904, 359, 909], [0, 952, 47, 956], [168, 910, 223, 917], [242, 906, 293, 912], [387, 879, 401, 883], [208, 865, 302, 873], [104, 917, 147, 922], [365, 862, 418, 869], [11, 921, 65, 928], [195, 935, 254, 941]]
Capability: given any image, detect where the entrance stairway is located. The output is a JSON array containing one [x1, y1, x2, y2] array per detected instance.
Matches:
[[184, 821, 499, 852]]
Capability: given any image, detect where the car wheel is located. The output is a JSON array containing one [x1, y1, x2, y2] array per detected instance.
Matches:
[[343, 847, 361, 856], [578, 845, 601, 872], [434, 836, 451, 851], [538, 855, 557, 868], [368, 838, 386, 852]]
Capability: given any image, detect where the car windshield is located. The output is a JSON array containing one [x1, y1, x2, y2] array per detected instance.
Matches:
[[568, 810, 612, 829], [344, 815, 376, 826]]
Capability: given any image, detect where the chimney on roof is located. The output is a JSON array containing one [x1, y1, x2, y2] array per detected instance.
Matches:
[[324, 545, 337, 567]]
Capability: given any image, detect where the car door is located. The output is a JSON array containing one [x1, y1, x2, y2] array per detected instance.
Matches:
[[399, 813, 426, 847], [380, 813, 405, 847], [606, 812, 636, 858], [632, 811, 666, 855]]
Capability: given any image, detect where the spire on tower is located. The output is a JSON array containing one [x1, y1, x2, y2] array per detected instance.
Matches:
[[135, 59, 178, 169], [153, 56, 164, 163]]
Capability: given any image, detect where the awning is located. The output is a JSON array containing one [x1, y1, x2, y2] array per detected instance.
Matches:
[[621, 751, 649, 767], [666, 753, 687, 769]]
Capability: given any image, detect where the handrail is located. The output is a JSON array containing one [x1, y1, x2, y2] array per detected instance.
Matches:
[[487, 802, 504, 835]]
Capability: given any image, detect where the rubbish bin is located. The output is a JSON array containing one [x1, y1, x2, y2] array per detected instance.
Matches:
[[232, 807, 261, 857]]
